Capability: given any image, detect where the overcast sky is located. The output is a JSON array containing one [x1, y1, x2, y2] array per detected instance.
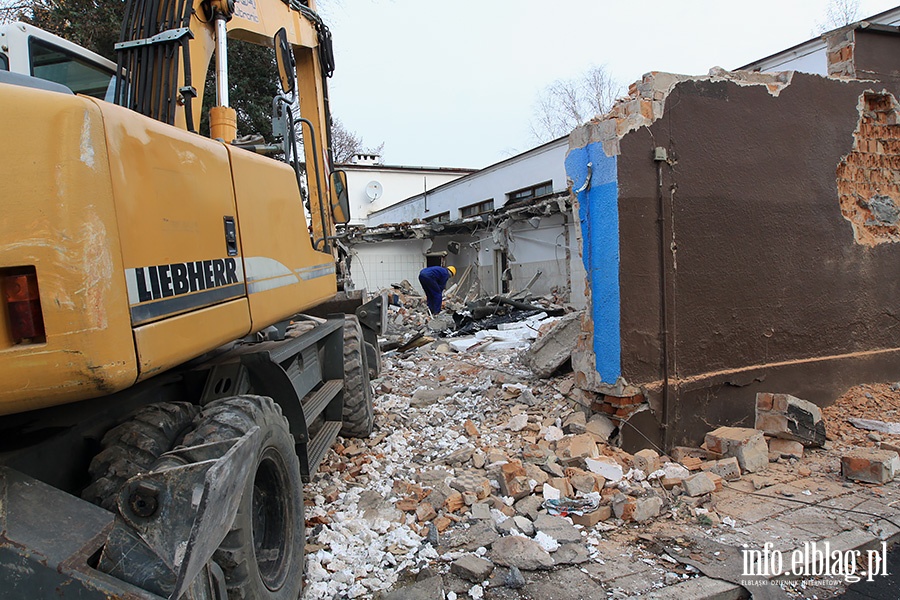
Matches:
[[322, 0, 898, 169]]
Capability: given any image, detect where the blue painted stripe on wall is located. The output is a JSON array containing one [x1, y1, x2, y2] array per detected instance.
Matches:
[[565, 143, 621, 383]]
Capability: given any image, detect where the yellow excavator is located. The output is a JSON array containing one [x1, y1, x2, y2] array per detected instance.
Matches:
[[0, 0, 383, 598]]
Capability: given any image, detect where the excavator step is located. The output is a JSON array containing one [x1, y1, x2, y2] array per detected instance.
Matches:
[[303, 421, 341, 482], [302, 380, 342, 424]]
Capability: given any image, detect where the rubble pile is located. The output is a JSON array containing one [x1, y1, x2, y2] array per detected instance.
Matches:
[[299, 315, 900, 598], [380, 281, 573, 360], [823, 382, 900, 449]]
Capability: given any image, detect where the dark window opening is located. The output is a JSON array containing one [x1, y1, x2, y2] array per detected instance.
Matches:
[[425, 211, 450, 223], [460, 199, 494, 219], [0, 54, 8, 71], [508, 181, 553, 204]]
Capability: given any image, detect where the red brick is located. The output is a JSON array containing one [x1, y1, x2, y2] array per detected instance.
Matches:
[[841, 449, 900, 484]]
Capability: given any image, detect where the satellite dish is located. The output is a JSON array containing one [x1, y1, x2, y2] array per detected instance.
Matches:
[[365, 180, 383, 201]]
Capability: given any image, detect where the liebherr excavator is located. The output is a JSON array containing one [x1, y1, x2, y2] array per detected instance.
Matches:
[[0, 1, 383, 598]]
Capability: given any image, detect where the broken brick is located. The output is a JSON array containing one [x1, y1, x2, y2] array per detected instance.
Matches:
[[680, 456, 703, 471], [841, 448, 900, 484], [570, 505, 612, 527], [416, 503, 437, 522], [633, 449, 661, 474], [755, 393, 826, 447], [498, 460, 531, 500], [612, 494, 637, 521], [671, 446, 710, 462], [445, 492, 465, 513], [434, 516, 452, 532]]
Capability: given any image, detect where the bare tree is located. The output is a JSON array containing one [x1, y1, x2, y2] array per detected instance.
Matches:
[[817, 0, 861, 32], [531, 64, 620, 142], [331, 116, 384, 163], [0, 0, 29, 24]]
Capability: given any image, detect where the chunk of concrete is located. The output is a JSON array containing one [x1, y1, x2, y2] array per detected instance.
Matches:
[[450, 554, 494, 583], [524, 311, 583, 378], [704, 427, 768, 473], [585, 414, 616, 443], [768, 438, 804, 459], [633, 496, 663, 522], [490, 536, 554, 570], [533, 514, 582, 544], [683, 472, 717, 497]]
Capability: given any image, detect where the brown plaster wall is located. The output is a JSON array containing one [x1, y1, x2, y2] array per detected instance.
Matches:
[[853, 29, 900, 88], [614, 73, 900, 449]]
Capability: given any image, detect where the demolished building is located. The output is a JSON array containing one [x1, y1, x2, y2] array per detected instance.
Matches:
[[566, 23, 900, 451]]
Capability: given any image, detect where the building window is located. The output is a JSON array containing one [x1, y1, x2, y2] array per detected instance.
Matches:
[[460, 199, 494, 218], [425, 211, 450, 223], [508, 181, 553, 203]]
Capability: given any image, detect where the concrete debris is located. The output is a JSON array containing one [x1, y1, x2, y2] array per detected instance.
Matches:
[[682, 472, 717, 497], [523, 311, 583, 378], [704, 426, 769, 473], [450, 555, 494, 583], [302, 320, 900, 598], [490, 536, 555, 570]]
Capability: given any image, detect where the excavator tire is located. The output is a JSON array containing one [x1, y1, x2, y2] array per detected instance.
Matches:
[[181, 395, 304, 600], [340, 315, 374, 438], [82, 401, 199, 511]]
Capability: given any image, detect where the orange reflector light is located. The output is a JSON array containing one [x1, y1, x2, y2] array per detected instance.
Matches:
[[2, 269, 46, 344]]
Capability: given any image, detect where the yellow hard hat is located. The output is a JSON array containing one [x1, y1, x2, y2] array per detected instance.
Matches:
[[447, 266, 457, 276]]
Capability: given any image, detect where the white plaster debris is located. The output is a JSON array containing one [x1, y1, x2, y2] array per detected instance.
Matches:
[[302, 348, 540, 599], [533, 530, 561, 553]]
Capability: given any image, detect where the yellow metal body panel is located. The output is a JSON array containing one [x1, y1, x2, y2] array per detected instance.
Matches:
[[98, 101, 254, 375], [0, 85, 137, 415], [228, 147, 337, 330], [134, 299, 251, 381]]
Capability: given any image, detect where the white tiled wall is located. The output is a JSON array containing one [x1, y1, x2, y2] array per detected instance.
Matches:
[[350, 242, 426, 292]]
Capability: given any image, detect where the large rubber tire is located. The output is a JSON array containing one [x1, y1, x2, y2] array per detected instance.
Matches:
[[181, 396, 304, 600], [341, 315, 374, 438], [82, 402, 200, 511]]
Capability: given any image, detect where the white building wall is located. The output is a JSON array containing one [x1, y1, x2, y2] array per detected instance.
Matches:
[[739, 7, 900, 74], [367, 138, 569, 226], [342, 168, 469, 227]]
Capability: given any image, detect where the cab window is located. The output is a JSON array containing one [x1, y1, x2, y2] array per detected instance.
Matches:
[[29, 38, 113, 98], [0, 53, 8, 71]]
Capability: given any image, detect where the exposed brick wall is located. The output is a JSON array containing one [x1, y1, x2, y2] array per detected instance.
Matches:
[[836, 91, 900, 246], [826, 28, 856, 78]]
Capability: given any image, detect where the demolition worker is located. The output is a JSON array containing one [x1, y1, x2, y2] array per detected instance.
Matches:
[[418, 265, 456, 314]]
